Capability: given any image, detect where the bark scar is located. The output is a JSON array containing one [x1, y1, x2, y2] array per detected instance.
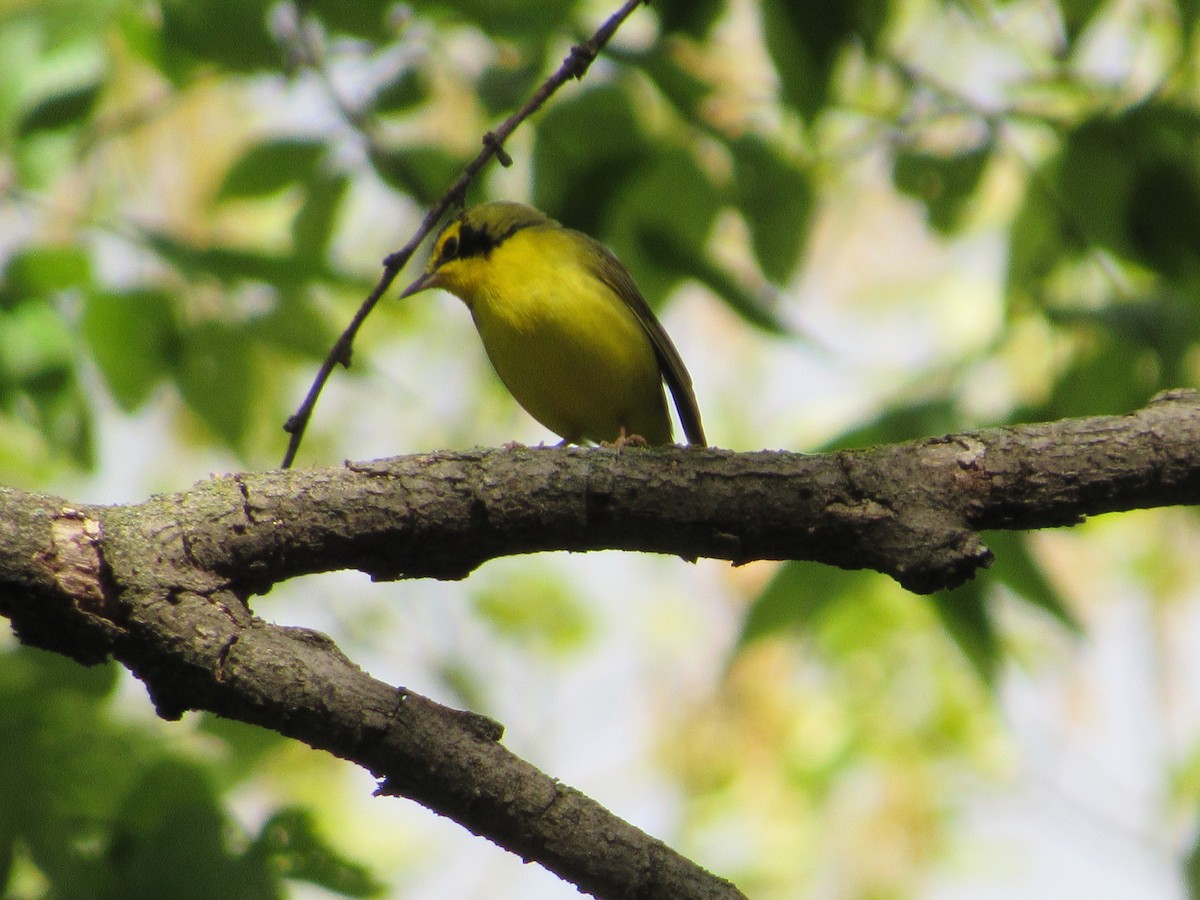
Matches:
[[47, 508, 118, 619]]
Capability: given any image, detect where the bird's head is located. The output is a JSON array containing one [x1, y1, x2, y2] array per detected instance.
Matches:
[[399, 202, 555, 300]]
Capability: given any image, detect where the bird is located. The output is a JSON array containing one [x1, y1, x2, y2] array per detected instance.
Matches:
[[398, 201, 706, 447]]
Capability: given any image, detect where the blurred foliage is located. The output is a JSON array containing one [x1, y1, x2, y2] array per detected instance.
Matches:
[[0, 646, 381, 899], [5, 0, 1200, 896]]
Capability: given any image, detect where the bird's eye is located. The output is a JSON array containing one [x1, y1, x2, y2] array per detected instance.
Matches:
[[441, 235, 460, 261]]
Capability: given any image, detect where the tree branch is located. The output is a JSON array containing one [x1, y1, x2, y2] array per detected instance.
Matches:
[[4, 391, 1200, 897]]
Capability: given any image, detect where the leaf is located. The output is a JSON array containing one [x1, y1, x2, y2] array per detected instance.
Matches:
[[81, 289, 179, 412], [246, 288, 337, 360], [609, 46, 711, 122], [249, 809, 384, 897], [1059, 0, 1105, 45], [217, 138, 327, 201], [1017, 330, 1165, 421], [24, 370, 94, 468], [172, 321, 255, 448], [298, 0, 398, 40], [1007, 104, 1200, 301], [196, 715, 287, 787], [605, 145, 722, 303], [821, 398, 962, 451], [368, 145, 463, 205], [892, 143, 992, 235], [110, 760, 274, 899], [369, 69, 427, 115], [533, 83, 651, 234], [141, 230, 324, 285], [159, 0, 279, 76], [1179, 0, 1200, 40], [1045, 293, 1200, 383], [17, 80, 103, 136], [477, 54, 544, 116], [0, 245, 92, 309], [930, 580, 998, 685], [760, 0, 888, 119], [731, 134, 814, 281], [984, 532, 1080, 630], [472, 573, 592, 654], [1005, 174, 1067, 305], [1186, 827, 1200, 900], [291, 173, 349, 259], [653, 0, 726, 37], [434, 0, 577, 40], [1059, 106, 1200, 276], [0, 300, 76, 383], [739, 561, 877, 647], [638, 227, 788, 334]]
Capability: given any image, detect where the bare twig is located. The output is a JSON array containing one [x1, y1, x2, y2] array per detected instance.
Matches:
[[280, 0, 651, 468]]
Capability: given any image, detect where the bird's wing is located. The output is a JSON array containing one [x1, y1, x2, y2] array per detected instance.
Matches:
[[583, 236, 707, 447]]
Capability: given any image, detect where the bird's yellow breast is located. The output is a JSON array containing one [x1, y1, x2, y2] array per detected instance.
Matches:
[[435, 226, 670, 444]]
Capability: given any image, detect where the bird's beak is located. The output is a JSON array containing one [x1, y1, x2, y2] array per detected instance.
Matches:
[[398, 270, 437, 299]]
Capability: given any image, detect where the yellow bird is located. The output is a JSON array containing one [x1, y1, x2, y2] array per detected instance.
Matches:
[[399, 202, 706, 447]]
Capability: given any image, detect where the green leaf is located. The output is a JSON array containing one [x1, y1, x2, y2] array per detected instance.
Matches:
[[217, 139, 327, 201], [612, 46, 712, 126], [1007, 104, 1200, 303], [17, 80, 103, 136], [10, 647, 120, 700], [246, 288, 337, 359], [1186, 819, 1200, 900], [892, 143, 992, 235], [370, 69, 428, 115], [821, 398, 962, 451], [81, 289, 179, 412], [0, 245, 92, 309], [298, 0, 398, 40], [141, 230, 324, 285], [984, 532, 1080, 630], [930, 580, 998, 685], [172, 321, 255, 448], [472, 573, 592, 653], [1059, 106, 1200, 276], [369, 145, 463, 205], [731, 134, 814, 281], [291, 173, 349, 259], [477, 54, 544, 116], [653, 0, 726, 37], [250, 809, 384, 897], [434, 0, 578, 40], [109, 760, 275, 899], [604, 145, 722, 303], [25, 369, 94, 467], [1179, 0, 1200, 40], [533, 83, 652, 234], [1016, 324, 1168, 421], [160, 0, 279, 76], [1045, 293, 1200, 383], [0, 300, 76, 383], [1005, 174, 1066, 305], [760, 0, 888, 119], [638, 227, 789, 334], [196, 715, 288, 787], [739, 561, 877, 647], [1059, 0, 1105, 45]]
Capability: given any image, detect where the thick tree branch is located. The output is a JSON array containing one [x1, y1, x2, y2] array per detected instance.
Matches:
[[4, 392, 1200, 897]]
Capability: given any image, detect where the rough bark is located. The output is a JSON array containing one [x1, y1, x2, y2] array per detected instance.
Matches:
[[4, 390, 1200, 898]]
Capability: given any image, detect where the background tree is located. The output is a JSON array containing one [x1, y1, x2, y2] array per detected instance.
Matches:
[[4, 0, 1200, 897]]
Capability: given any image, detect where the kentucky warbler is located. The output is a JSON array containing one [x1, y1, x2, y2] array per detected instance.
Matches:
[[399, 201, 706, 447]]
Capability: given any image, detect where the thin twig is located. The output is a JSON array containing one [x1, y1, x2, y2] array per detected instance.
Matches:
[[281, 0, 651, 468]]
